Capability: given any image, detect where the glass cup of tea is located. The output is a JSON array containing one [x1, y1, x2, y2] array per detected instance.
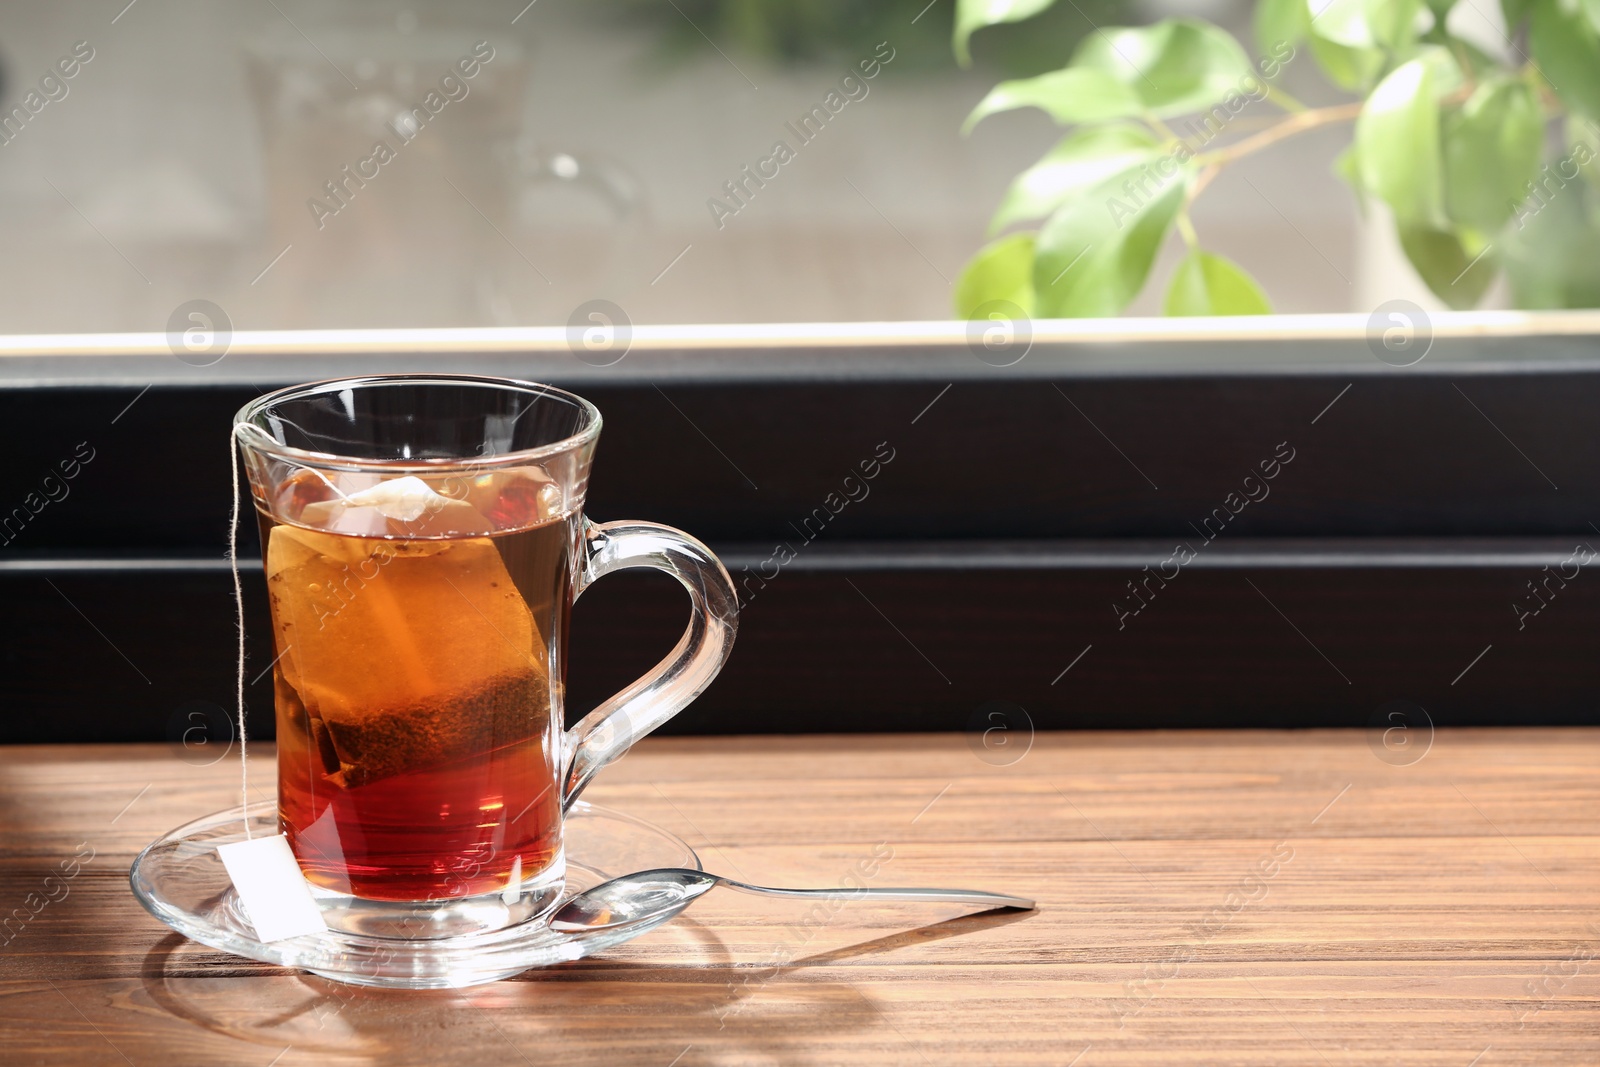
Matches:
[[233, 375, 737, 939]]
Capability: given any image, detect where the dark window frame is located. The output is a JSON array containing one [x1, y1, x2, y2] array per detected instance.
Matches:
[[4, 315, 1599, 740]]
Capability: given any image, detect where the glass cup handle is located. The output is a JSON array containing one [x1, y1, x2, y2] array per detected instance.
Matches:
[[561, 519, 738, 810]]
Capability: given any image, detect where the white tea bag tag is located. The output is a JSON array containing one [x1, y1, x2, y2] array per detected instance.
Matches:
[[217, 834, 328, 942]]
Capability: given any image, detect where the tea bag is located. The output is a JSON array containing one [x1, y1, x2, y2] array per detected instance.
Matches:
[[267, 479, 547, 788], [299, 476, 497, 538]]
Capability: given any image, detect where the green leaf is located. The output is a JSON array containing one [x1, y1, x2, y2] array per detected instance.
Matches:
[[1450, 37, 1505, 82], [1425, 0, 1457, 24], [1442, 78, 1544, 230], [1071, 19, 1255, 118], [1333, 144, 1369, 216], [1255, 0, 1309, 55], [1503, 175, 1600, 308], [1308, 0, 1382, 90], [1397, 225, 1494, 309], [955, 232, 1036, 318], [1032, 168, 1188, 317], [1531, 0, 1600, 121], [954, 0, 1057, 67], [1416, 44, 1466, 100], [1584, 0, 1600, 35], [1310, 0, 1424, 52], [963, 68, 1145, 134], [1163, 250, 1272, 315], [1500, 0, 1534, 32], [1312, 0, 1401, 89], [1367, 0, 1426, 50], [989, 124, 1164, 233], [1356, 57, 1446, 227], [1307, 39, 1383, 92]]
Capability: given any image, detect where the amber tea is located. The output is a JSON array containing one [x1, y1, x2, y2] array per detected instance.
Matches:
[[262, 467, 573, 902]]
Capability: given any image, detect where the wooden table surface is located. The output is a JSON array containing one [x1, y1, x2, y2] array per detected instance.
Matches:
[[0, 730, 1596, 1066]]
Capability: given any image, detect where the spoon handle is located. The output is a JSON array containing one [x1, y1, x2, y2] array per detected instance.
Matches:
[[719, 879, 1033, 911]]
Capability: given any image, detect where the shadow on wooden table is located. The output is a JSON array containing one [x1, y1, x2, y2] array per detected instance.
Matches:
[[136, 910, 1031, 1064], [781, 907, 1034, 968]]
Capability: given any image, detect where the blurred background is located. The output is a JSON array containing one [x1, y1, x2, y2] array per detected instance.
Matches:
[[0, 0, 1463, 333], [5, 0, 1600, 743]]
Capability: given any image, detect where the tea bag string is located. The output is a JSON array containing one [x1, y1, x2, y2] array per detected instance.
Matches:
[[228, 431, 353, 839], [228, 423, 251, 839]]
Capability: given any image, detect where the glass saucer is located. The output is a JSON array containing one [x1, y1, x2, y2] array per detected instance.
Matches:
[[130, 800, 700, 989]]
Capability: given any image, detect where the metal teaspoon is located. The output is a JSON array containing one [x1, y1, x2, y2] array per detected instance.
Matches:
[[548, 867, 1035, 933]]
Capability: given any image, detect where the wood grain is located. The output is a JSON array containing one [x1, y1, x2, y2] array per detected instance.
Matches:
[[0, 730, 1596, 1065]]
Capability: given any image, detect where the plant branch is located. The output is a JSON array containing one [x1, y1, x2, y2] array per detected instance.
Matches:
[[1188, 164, 1222, 205], [1264, 84, 1308, 113], [1143, 111, 1180, 143], [1449, 38, 1477, 94], [1175, 212, 1200, 249], [1194, 101, 1365, 169], [1216, 112, 1307, 135], [1527, 64, 1566, 119]]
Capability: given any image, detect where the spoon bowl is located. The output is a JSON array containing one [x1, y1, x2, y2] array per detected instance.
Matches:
[[556, 869, 720, 930]]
